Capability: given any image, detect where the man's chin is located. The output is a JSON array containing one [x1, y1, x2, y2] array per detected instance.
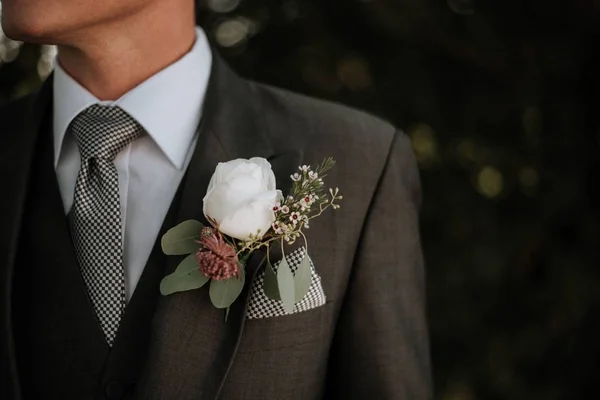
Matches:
[[1, 16, 56, 44]]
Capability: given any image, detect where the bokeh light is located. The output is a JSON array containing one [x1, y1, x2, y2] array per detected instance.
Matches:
[[408, 123, 439, 167], [518, 167, 539, 196], [337, 56, 372, 91], [476, 166, 504, 198], [214, 17, 253, 48], [206, 0, 241, 14]]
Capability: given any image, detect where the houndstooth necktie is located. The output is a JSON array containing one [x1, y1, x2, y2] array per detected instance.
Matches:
[[68, 104, 144, 346]]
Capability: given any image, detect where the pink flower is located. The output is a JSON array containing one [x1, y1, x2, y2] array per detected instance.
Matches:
[[281, 205, 290, 214], [196, 232, 240, 280]]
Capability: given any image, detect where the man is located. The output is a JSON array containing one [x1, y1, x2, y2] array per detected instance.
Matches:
[[0, 0, 432, 398]]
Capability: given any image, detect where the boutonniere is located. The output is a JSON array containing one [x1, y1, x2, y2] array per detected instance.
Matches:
[[160, 157, 342, 315]]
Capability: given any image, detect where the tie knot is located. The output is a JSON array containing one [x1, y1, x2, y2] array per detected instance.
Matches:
[[69, 104, 144, 161]]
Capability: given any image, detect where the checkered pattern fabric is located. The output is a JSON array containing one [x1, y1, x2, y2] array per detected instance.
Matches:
[[246, 247, 327, 319], [67, 104, 144, 346]]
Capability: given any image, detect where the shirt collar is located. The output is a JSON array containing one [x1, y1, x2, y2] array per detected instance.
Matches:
[[52, 27, 212, 170]]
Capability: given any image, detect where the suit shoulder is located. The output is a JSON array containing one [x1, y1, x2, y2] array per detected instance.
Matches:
[[251, 82, 396, 154], [248, 82, 411, 217]]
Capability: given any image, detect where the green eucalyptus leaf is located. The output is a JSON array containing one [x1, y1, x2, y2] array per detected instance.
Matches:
[[161, 220, 203, 255], [294, 253, 312, 303], [263, 260, 281, 301], [277, 256, 295, 314], [160, 253, 209, 295], [209, 267, 246, 309]]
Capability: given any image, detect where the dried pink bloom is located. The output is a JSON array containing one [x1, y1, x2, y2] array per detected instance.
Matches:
[[196, 232, 240, 280]]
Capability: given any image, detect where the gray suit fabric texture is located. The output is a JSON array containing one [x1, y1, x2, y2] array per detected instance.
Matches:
[[0, 54, 432, 399]]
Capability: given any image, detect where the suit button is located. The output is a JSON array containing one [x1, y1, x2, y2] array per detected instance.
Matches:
[[105, 380, 125, 399]]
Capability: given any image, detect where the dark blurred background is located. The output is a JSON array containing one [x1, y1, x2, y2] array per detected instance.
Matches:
[[2, 0, 599, 398]]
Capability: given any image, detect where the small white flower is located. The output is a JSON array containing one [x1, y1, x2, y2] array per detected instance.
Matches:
[[272, 222, 284, 235], [290, 173, 301, 182], [281, 205, 290, 214], [299, 194, 316, 209], [289, 211, 301, 225], [272, 203, 281, 213], [308, 171, 318, 181], [299, 165, 310, 172]]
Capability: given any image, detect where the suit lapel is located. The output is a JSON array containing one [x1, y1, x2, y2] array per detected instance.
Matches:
[[137, 55, 302, 399], [0, 78, 52, 400]]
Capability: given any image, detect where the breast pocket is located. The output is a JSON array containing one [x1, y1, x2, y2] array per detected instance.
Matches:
[[222, 301, 334, 400], [239, 300, 334, 353], [246, 246, 327, 320]]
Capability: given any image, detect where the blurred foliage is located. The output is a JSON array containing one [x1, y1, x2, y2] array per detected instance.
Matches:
[[2, 0, 600, 399]]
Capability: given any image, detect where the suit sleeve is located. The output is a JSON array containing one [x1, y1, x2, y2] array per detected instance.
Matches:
[[325, 131, 433, 399]]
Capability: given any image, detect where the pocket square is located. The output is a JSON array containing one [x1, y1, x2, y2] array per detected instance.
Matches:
[[246, 247, 326, 319]]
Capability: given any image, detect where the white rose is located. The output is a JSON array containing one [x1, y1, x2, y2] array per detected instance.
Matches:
[[203, 157, 282, 241]]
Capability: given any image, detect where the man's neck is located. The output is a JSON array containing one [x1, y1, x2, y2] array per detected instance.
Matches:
[[56, 4, 197, 101]]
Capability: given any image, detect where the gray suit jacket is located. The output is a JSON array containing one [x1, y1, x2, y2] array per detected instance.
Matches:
[[0, 55, 432, 399]]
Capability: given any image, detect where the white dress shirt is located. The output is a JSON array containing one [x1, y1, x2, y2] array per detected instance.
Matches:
[[53, 27, 212, 301]]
